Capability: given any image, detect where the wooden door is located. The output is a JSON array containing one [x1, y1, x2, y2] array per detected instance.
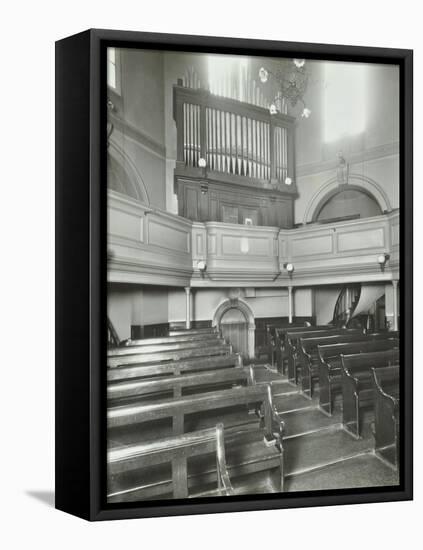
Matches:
[[220, 308, 248, 358]]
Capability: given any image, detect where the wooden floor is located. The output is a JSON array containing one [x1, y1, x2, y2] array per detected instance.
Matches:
[[255, 363, 399, 491]]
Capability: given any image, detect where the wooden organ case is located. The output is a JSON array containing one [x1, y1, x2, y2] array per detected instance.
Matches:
[[173, 80, 298, 228]]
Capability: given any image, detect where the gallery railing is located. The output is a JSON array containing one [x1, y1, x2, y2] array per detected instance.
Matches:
[[173, 81, 296, 184]]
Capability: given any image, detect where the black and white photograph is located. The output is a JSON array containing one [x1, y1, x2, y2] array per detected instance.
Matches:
[[3, 0, 421, 543], [106, 47, 404, 503]]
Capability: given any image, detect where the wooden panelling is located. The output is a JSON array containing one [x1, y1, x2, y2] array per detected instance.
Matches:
[[108, 208, 143, 242], [108, 191, 193, 287], [337, 227, 385, 252], [291, 234, 333, 257], [108, 191, 399, 288], [148, 217, 190, 253]]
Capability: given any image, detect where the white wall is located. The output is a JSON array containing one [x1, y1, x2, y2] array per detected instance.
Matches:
[[168, 287, 313, 323], [108, 283, 169, 339], [109, 49, 167, 208], [294, 61, 399, 224]]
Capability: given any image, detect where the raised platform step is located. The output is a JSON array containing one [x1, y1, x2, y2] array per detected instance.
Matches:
[[281, 407, 342, 438], [273, 393, 316, 414], [285, 452, 399, 492], [284, 423, 374, 477]]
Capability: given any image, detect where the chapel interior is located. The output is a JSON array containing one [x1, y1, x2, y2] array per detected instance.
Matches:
[[106, 48, 400, 501]]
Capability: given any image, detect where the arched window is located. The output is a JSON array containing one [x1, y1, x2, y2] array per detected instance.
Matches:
[[314, 187, 382, 223]]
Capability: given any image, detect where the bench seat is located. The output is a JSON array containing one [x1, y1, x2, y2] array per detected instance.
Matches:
[[299, 333, 396, 399], [372, 366, 400, 469], [108, 424, 282, 502], [318, 338, 399, 415], [108, 344, 232, 368], [107, 353, 242, 382], [341, 350, 399, 438], [108, 366, 254, 403]]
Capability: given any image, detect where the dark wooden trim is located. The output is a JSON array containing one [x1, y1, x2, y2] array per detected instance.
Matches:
[[55, 30, 92, 520]]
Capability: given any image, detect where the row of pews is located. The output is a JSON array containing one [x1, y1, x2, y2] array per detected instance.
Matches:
[[270, 323, 400, 468], [107, 328, 284, 501], [106, 321, 400, 502]]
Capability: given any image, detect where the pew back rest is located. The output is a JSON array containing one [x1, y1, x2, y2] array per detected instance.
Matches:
[[169, 328, 219, 336], [108, 423, 234, 498], [341, 350, 400, 379], [287, 329, 362, 350], [107, 344, 232, 368], [122, 333, 221, 347], [317, 338, 399, 364], [108, 338, 226, 357], [108, 383, 284, 444], [372, 366, 400, 403], [108, 366, 255, 401], [275, 325, 331, 345], [107, 353, 243, 383], [300, 332, 396, 354]]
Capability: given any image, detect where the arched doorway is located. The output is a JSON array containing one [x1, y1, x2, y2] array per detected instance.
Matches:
[[212, 298, 255, 360]]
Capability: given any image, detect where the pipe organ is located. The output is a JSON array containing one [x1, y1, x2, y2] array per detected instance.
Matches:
[[173, 79, 297, 229]]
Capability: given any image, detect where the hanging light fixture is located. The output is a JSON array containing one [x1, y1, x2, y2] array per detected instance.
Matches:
[[259, 58, 311, 118]]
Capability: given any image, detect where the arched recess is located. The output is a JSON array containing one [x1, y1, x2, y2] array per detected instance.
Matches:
[[212, 298, 255, 360], [108, 141, 150, 205], [303, 174, 392, 225]]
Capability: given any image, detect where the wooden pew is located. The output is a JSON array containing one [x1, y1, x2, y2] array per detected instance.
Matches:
[[108, 338, 227, 357], [108, 366, 255, 403], [121, 332, 222, 347], [108, 344, 232, 368], [265, 322, 306, 367], [318, 337, 399, 415], [108, 384, 285, 493], [274, 325, 330, 374], [299, 332, 398, 399], [108, 423, 234, 502], [372, 366, 400, 469], [108, 384, 283, 443], [108, 353, 243, 383], [169, 328, 217, 337], [341, 349, 400, 438], [286, 328, 362, 384]]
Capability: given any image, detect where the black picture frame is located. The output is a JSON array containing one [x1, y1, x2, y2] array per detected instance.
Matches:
[[55, 28, 413, 521]]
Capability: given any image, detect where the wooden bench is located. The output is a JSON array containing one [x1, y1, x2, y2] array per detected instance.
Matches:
[[108, 365, 255, 403], [341, 349, 400, 438], [169, 328, 218, 337], [286, 328, 362, 384], [108, 343, 233, 368], [108, 353, 243, 383], [318, 337, 399, 415], [108, 423, 234, 502], [299, 332, 398, 399], [108, 384, 285, 494], [265, 322, 306, 367], [274, 325, 330, 374], [108, 337, 227, 357], [121, 332, 222, 347], [372, 366, 400, 469]]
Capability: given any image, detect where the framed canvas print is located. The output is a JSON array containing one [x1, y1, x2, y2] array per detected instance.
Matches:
[[55, 29, 413, 521]]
